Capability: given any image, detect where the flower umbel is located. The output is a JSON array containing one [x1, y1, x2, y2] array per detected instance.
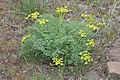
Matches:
[[37, 19, 48, 25], [52, 57, 63, 66], [86, 24, 98, 31], [79, 30, 87, 38], [25, 12, 39, 19], [56, 6, 69, 14], [97, 22, 106, 27], [81, 14, 93, 19], [79, 51, 93, 65], [86, 39, 95, 47]]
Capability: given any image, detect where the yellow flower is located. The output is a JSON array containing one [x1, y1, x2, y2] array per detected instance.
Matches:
[[21, 34, 31, 43], [37, 19, 48, 25], [64, 6, 67, 8], [85, 55, 90, 59], [25, 14, 31, 19], [79, 51, 93, 65], [50, 63, 52, 66], [81, 14, 93, 18], [88, 52, 90, 55], [81, 56, 84, 59], [83, 54, 87, 57], [25, 12, 39, 19], [91, 58, 93, 61], [86, 39, 95, 47], [97, 22, 106, 27], [92, 25, 98, 30], [89, 25, 93, 29], [79, 30, 87, 38], [52, 57, 63, 66], [84, 58, 87, 60], [85, 62, 88, 65], [86, 24, 98, 30], [81, 14, 85, 17], [46, 20, 48, 22], [56, 6, 69, 14], [88, 59, 91, 62], [79, 52, 82, 55], [31, 12, 39, 19]]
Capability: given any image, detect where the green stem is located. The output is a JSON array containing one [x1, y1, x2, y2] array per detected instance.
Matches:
[[40, 24, 42, 30], [59, 13, 65, 32], [77, 37, 82, 44]]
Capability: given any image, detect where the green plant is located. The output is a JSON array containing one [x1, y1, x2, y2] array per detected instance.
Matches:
[[16, 0, 49, 15], [19, 6, 105, 67]]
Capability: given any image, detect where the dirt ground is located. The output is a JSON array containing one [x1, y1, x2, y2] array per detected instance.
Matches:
[[0, 0, 32, 80], [0, 0, 120, 80]]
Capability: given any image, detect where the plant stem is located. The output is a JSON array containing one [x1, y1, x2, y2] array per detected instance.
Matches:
[[59, 13, 65, 32], [40, 24, 42, 30], [77, 37, 82, 44]]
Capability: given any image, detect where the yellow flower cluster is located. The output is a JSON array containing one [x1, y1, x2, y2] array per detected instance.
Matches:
[[56, 6, 69, 14], [25, 12, 39, 19], [81, 14, 93, 18], [86, 39, 95, 47], [97, 22, 106, 27], [86, 24, 98, 31], [81, 14, 105, 31], [37, 19, 48, 25], [21, 34, 31, 43], [52, 57, 63, 66], [79, 51, 93, 65], [79, 30, 86, 38]]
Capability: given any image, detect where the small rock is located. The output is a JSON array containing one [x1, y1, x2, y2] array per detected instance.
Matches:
[[107, 62, 120, 79], [83, 71, 103, 80], [108, 48, 120, 61], [78, 4, 88, 10], [107, 62, 120, 74], [116, 5, 120, 11]]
